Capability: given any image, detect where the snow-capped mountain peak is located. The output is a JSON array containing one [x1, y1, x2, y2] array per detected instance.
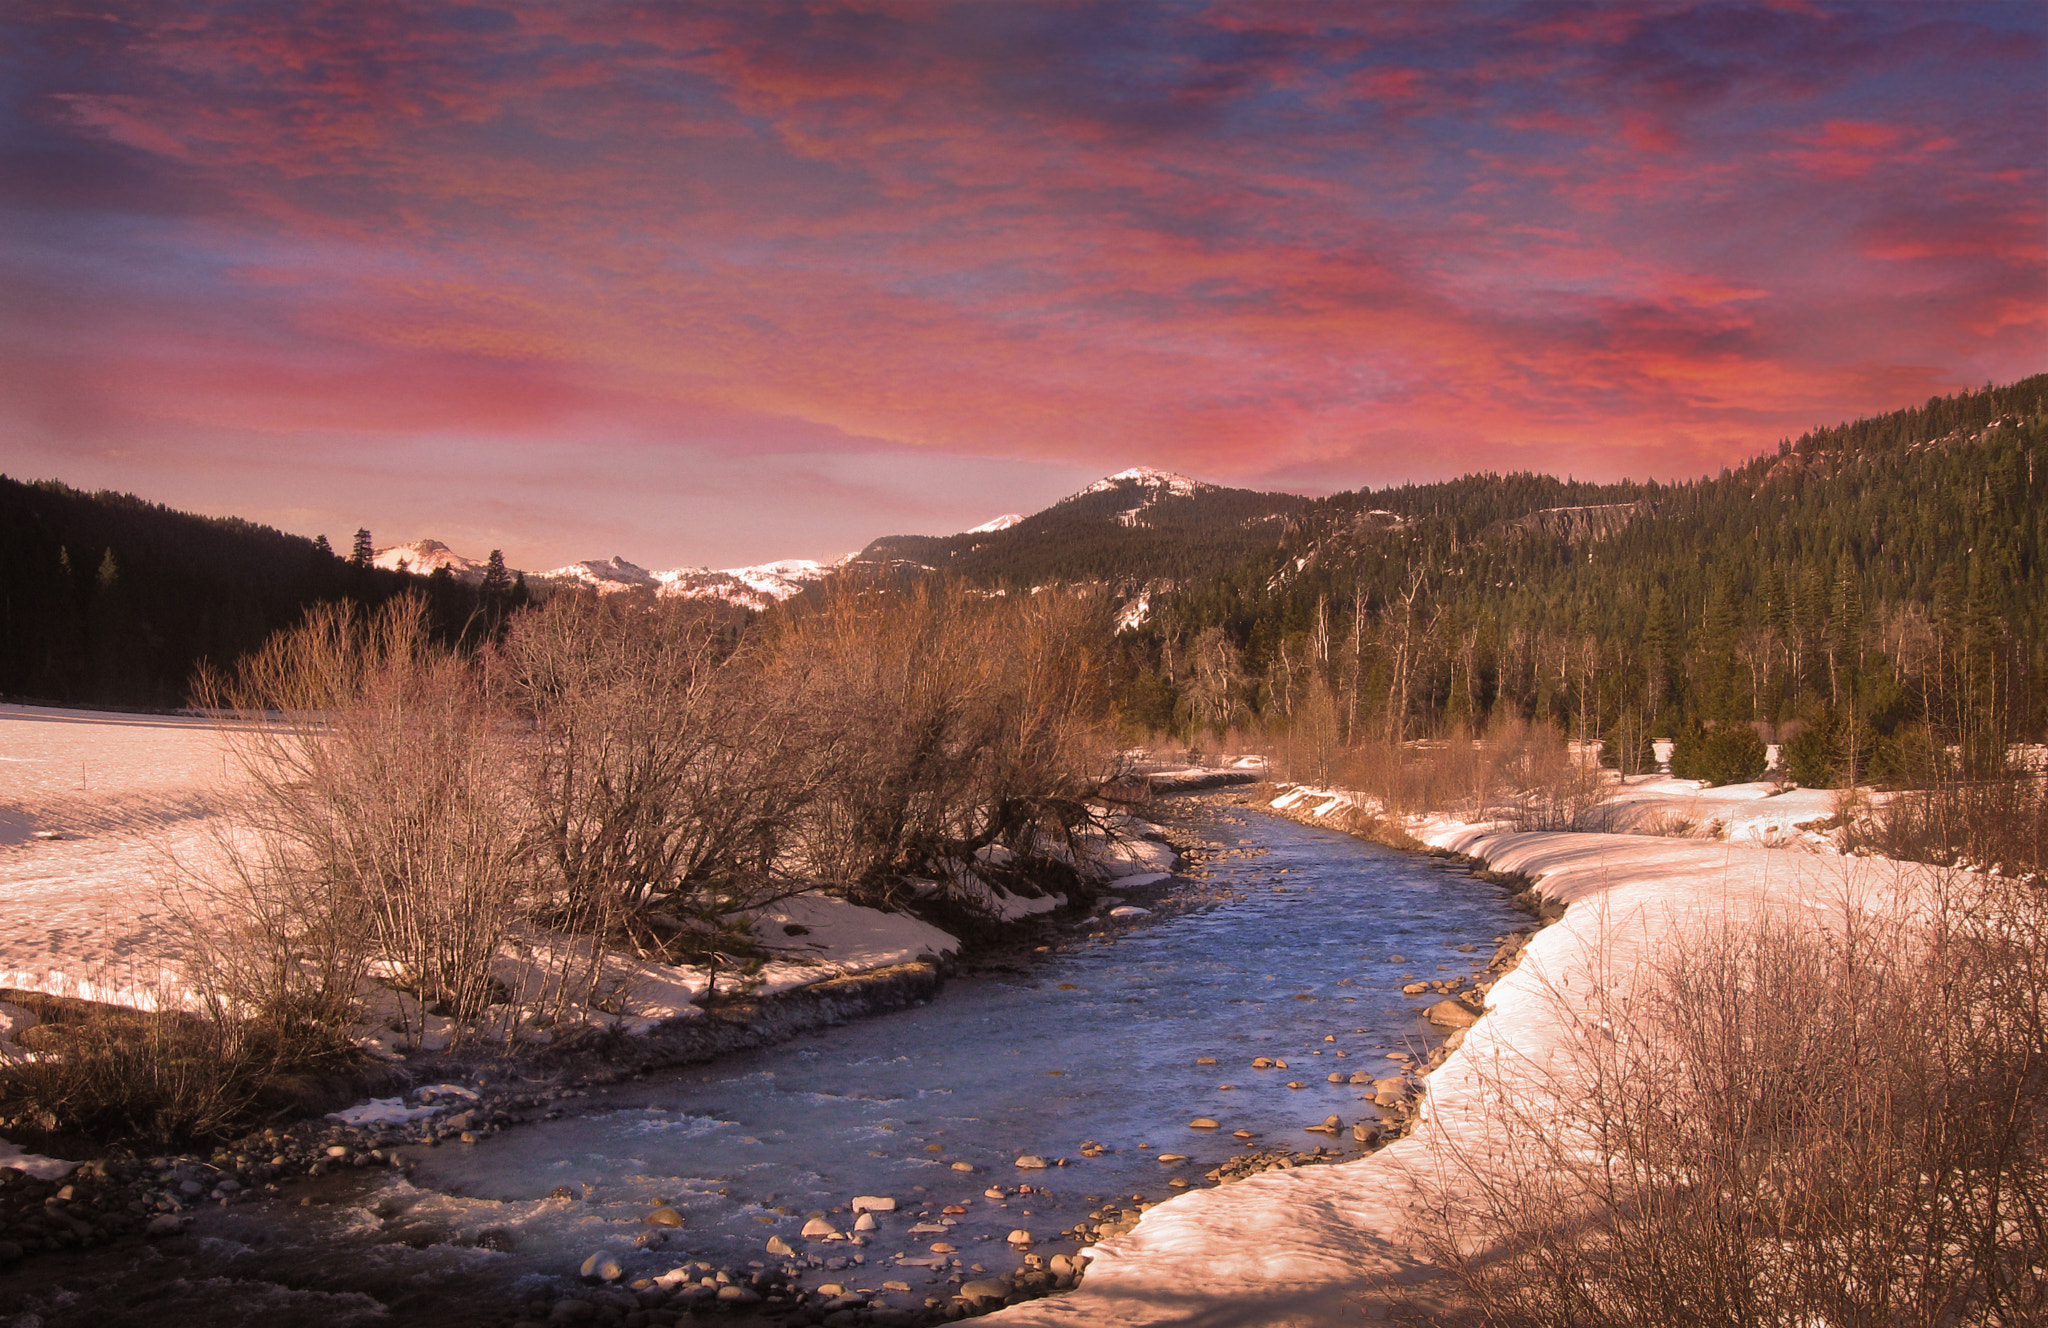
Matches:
[[1081, 466, 1210, 497], [375, 537, 854, 610], [542, 555, 658, 589], [373, 539, 485, 579], [966, 513, 1024, 534]]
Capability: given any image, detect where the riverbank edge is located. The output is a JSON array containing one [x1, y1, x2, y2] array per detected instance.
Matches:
[[0, 825, 1192, 1307], [1220, 783, 1563, 1145]]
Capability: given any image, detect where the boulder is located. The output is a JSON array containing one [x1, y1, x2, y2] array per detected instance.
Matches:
[[645, 1206, 686, 1228], [851, 1196, 897, 1212], [1424, 997, 1483, 1028], [958, 1278, 1012, 1305]]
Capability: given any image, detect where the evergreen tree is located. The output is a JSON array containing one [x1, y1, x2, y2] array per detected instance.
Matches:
[[480, 549, 511, 598], [350, 529, 374, 569]]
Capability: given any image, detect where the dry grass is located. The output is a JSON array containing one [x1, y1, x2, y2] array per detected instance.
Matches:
[[0, 989, 359, 1145], [1281, 716, 1614, 831]]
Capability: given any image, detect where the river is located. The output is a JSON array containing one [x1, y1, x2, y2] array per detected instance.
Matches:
[[0, 798, 1528, 1327]]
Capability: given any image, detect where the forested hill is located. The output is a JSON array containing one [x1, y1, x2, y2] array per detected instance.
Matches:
[[1114, 375, 2048, 777], [0, 478, 509, 708], [853, 468, 1306, 589]]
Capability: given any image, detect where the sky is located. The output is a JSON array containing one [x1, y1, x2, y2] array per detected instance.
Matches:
[[2, 1, 2043, 571]]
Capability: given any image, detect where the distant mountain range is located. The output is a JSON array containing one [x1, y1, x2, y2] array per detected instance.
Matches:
[[370, 538, 849, 611], [10, 374, 2044, 716], [374, 466, 1308, 618]]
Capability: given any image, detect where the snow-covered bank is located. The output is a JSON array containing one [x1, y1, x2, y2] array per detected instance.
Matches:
[[992, 796, 1939, 1327]]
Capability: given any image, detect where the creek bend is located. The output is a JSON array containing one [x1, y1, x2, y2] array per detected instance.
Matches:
[[8, 801, 1529, 1327]]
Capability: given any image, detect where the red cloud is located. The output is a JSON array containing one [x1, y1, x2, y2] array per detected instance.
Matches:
[[2, 0, 2041, 547]]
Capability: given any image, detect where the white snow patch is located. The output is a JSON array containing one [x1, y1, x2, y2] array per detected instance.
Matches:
[[966, 514, 1024, 534], [0, 1138, 76, 1180], [325, 1097, 443, 1127]]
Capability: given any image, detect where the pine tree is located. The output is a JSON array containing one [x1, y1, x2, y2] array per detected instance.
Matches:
[[1828, 551, 1863, 707], [350, 529, 374, 569], [480, 549, 511, 598], [312, 534, 333, 559]]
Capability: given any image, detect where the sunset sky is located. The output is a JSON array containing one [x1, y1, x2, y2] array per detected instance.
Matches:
[[3, 2, 2043, 570]]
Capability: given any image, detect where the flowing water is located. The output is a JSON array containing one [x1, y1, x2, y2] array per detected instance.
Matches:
[[2, 803, 1527, 1327]]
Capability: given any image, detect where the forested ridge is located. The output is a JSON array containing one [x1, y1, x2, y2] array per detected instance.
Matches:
[[0, 477, 522, 707], [6, 375, 2043, 772], [1112, 375, 2048, 783]]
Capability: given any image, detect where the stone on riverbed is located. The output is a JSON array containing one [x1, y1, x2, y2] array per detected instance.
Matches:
[[802, 1217, 837, 1237], [579, 1252, 623, 1282], [851, 1196, 897, 1212], [1008, 1228, 1033, 1245], [645, 1206, 685, 1227], [1425, 996, 1483, 1028], [959, 1278, 1012, 1305], [1188, 1117, 1220, 1129], [853, 1212, 878, 1231], [1014, 1155, 1048, 1169], [766, 1235, 796, 1256]]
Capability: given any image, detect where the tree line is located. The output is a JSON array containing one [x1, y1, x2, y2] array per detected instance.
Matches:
[[0, 477, 527, 707], [1112, 375, 2048, 789]]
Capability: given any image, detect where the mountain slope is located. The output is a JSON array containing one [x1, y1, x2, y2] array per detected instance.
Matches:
[[853, 467, 1307, 589], [1115, 374, 2048, 751]]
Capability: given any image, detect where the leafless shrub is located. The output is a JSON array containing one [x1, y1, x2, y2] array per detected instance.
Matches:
[[766, 584, 1121, 910], [496, 594, 814, 1005], [1312, 716, 1613, 830], [191, 597, 537, 1048], [1851, 768, 2047, 884], [1407, 873, 2048, 1327]]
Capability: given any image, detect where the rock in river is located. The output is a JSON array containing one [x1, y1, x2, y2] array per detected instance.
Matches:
[[1425, 996, 1484, 1028], [959, 1278, 1012, 1305]]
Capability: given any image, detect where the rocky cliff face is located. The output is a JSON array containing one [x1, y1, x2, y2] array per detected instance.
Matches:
[[1491, 500, 1652, 543]]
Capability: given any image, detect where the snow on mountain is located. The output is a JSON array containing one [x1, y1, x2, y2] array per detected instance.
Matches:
[[1077, 467, 1213, 499], [966, 513, 1024, 534], [372, 539, 852, 610], [652, 556, 850, 609], [373, 539, 486, 580], [538, 555, 659, 591]]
